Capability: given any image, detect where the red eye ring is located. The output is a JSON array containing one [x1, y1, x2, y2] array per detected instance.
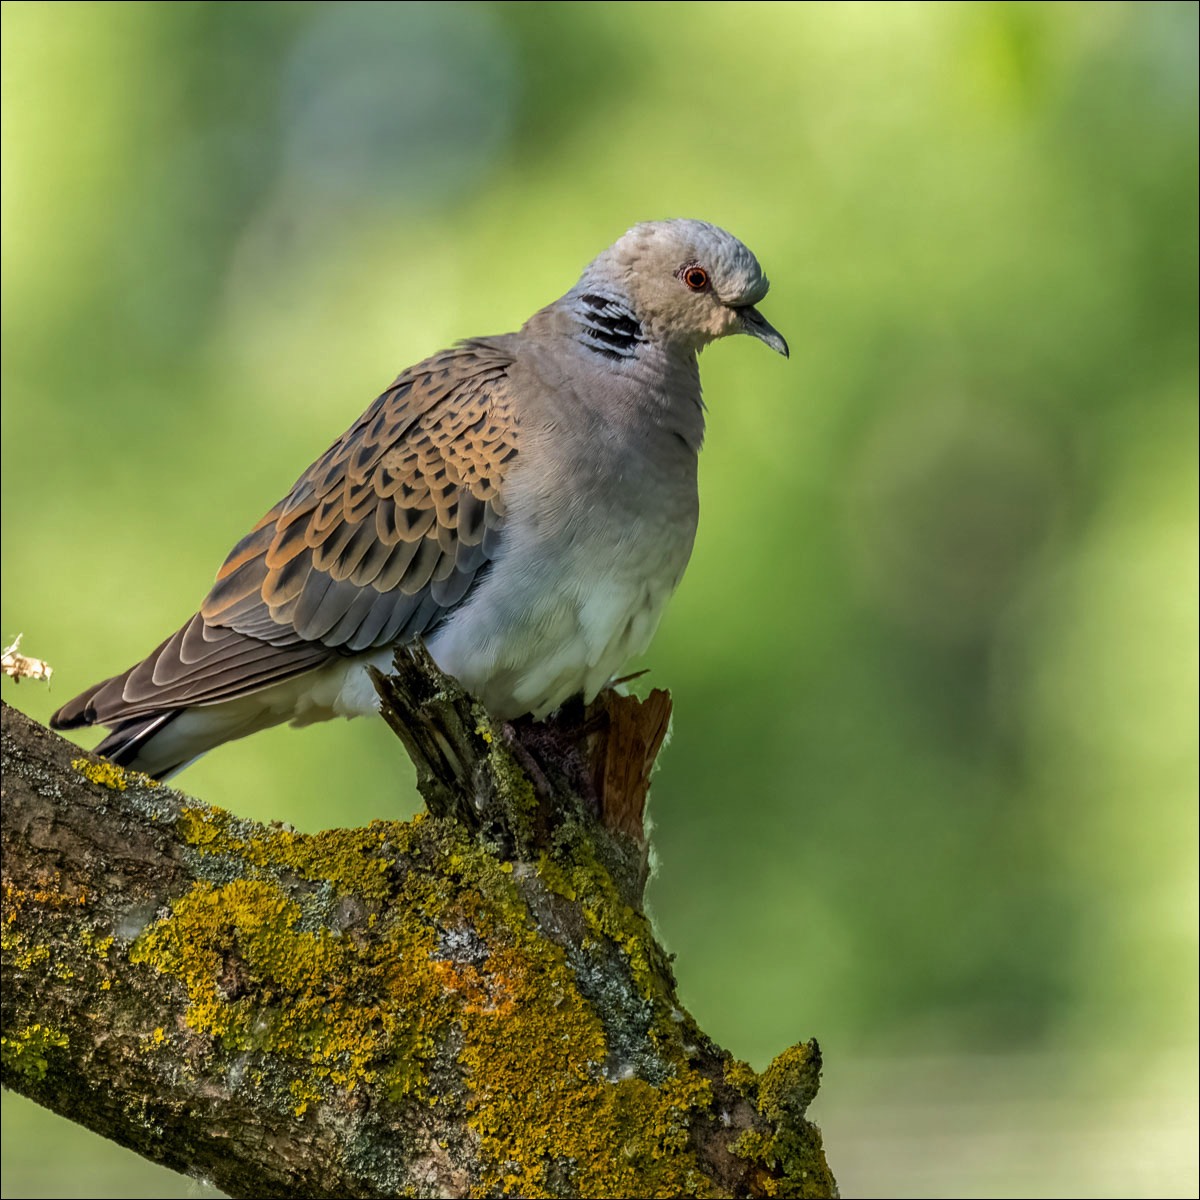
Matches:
[[682, 265, 709, 292]]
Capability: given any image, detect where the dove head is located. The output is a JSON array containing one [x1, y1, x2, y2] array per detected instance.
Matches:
[[574, 219, 788, 358]]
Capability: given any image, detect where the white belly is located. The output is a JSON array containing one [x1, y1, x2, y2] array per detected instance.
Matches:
[[427, 562, 680, 720]]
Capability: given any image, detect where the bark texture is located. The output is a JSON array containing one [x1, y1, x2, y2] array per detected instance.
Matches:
[[1, 648, 836, 1199]]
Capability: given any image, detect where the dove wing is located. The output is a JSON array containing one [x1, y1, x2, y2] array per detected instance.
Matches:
[[52, 339, 519, 726]]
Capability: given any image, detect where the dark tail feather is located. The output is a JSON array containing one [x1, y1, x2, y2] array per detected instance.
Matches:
[[49, 613, 335, 779], [50, 669, 133, 730], [53, 676, 198, 780], [50, 671, 193, 779], [92, 710, 188, 780]]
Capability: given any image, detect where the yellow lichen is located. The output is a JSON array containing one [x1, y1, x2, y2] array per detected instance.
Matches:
[[485, 741, 541, 849], [127, 811, 729, 1195], [724, 1056, 758, 1095], [756, 1043, 821, 1125], [732, 1042, 836, 1199], [71, 757, 129, 791], [1, 1024, 69, 1081], [129, 857, 457, 1109], [535, 834, 674, 1023], [430, 822, 720, 1198], [457, 922, 718, 1199], [2, 877, 90, 972], [289, 1077, 321, 1118], [4, 939, 51, 971], [79, 929, 114, 959], [177, 805, 405, 903], [3, 875, 88, 913]]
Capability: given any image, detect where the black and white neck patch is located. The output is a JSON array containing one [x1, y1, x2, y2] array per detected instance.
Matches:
[[574, 293, 645, 362]]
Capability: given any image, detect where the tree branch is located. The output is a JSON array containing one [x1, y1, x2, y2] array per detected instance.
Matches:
[[1, 649, 837, 1199]]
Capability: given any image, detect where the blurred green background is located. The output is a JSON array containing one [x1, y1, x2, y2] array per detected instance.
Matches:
[[2, 2, 1196, 1196]]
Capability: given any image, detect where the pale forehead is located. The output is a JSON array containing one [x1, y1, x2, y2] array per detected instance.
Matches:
[[609, 219, 769, 303]]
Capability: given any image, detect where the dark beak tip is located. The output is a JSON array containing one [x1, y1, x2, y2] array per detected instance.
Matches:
[[739, 305, 789, 359]]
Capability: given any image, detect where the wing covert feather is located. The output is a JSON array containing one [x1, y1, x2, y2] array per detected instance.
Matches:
[[201, 340, 519, 657]]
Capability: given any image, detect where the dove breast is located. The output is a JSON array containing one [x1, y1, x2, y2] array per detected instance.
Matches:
[[423, 339, 703, 719]]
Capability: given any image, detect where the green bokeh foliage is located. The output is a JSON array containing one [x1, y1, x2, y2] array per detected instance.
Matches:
[[2, 3, 1196, 1196]]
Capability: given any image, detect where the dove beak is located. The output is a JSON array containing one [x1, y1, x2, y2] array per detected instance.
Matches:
[[738, 305, 789, 358]]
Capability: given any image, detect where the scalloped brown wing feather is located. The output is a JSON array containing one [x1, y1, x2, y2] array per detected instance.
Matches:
[[51, 340, 518, 727]]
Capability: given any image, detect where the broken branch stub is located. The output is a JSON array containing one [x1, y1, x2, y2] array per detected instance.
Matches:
[[370, 644, 673, 907]]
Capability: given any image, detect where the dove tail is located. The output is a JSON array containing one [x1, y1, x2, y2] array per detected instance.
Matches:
[[49, 612, 343, 779], [64, 699, 288, 781], [50, 669, 131, 731], [49, 665, 191, 778], [52, 682, 203, 780], [93, 711, 191, 780]]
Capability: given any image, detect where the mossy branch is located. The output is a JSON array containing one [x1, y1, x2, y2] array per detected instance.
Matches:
[[1, 651, 837, 1199]]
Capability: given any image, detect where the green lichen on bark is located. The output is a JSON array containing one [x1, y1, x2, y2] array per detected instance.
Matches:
[[70, 755, 139, 791], [133, 803, 730, 1197], [728, 1043, 837, 1198], [1, 1023, 69, 1081]]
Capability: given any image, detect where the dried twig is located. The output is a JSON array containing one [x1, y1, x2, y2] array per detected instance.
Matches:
[[1, 634, 53, 684]]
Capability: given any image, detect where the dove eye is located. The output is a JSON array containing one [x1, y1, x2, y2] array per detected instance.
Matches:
[[681, 266, 709, 292]]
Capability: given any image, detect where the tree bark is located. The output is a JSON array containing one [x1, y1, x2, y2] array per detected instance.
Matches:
[[1, 648, 837, 1199]]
